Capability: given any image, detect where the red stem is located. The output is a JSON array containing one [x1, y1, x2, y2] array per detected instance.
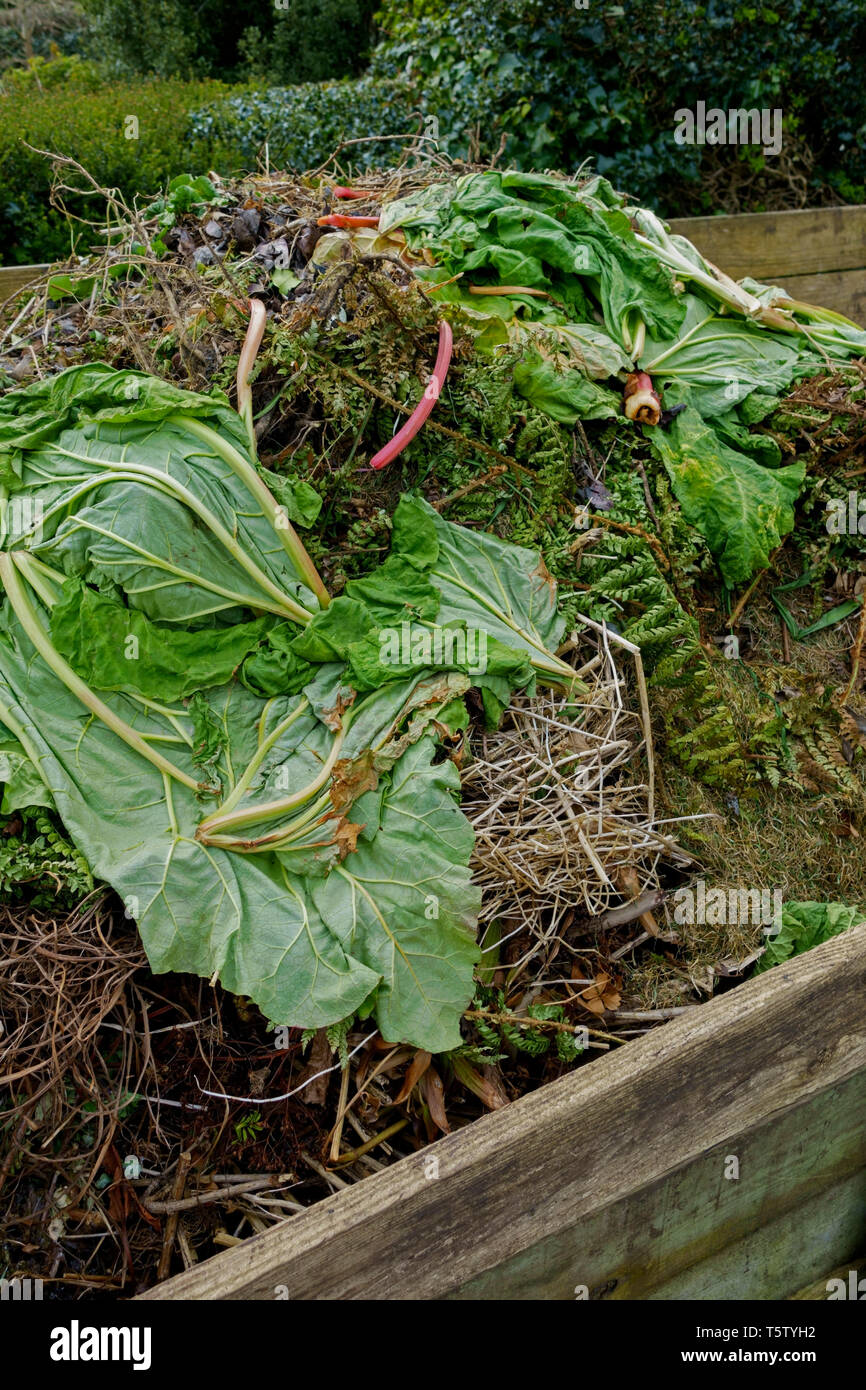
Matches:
[[332, 186, 370, 200], [369, 321, 453, 471], [317, 214, 380, 228]]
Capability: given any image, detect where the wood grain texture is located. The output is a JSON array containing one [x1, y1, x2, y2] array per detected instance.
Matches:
[[669, 206, 866, 323], [141, 921, 866, 1301], [668, 206, 866, 278], [644, 1172, 866, 1302], [453, 1071, 866, 1300], [0, 264, 50, 308], [790, 1254, 866, 1301]]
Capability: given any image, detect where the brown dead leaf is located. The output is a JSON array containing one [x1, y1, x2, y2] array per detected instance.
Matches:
[[578, 971, 621, 1016], [614, 865, 660, 936], [321, 688, 356, 733], [298, 1027, 333, 1106], [450, 1054, 509, 1111], [421, 1065, 450, 1135], [842, 705, 866, 749], [332, 816, 365, 858], [247, 1065, 270, 1097], [395, 1049, 432, 1103], [532, 554, 557, 599], [329, 749, 379, 815]]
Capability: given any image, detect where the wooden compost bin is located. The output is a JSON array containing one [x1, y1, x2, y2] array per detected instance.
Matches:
[[139, 922, 866, 1301], [667, 205, 866, 323], [1, 210, 864, 1301], [2, 204, 865, 321]]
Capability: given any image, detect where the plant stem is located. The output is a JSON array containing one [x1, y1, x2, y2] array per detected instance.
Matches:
[[213, 697, 310, 820], [176, 415, 331, 611], [197, 730, 345, 840], [237, 297, 267, 457], [201, 789, 334, 853], [0, 689, 54, 800]]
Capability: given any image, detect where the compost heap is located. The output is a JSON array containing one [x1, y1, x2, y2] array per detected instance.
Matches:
[[1, 164, 865, 1060], [373, 169, 866, 585]]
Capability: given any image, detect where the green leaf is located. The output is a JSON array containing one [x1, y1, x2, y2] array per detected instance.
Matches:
[[755, 901, 865, 973], [389, 494, 569, 681], [640, 294, 810, 415], [271, 268, 301, 295], [260, 467, 322, 527], [0, 737, 55, 813], [47, 260, 135, 303], [648, 404, 805, 586], [770, 589, 861, 640], [513, 350, 619, 423], [0, 614, 479, 1048], [311, 737, 480, 1050], [0, 366, 577, 1050], [50, 579, 273, 700], [0, 365, 321, 626], [344, 553, 440, 622]]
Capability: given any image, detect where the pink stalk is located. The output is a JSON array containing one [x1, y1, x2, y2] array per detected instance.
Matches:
[[317, 214, 380, 229], [331, 186, 370, 200], [369, 320, 453, 471]]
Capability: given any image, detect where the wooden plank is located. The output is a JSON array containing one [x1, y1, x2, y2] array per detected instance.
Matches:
[[790, 1253, 866, 1301], [667, 206, 866, 279], [453, 1070, 866, 1300], [141, 920, 866, 1301], [760, 269, 866, 326], [0, 264, 50, 307], [646, 1169, 866, 1301]]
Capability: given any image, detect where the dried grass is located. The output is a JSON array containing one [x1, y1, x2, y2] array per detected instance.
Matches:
[[463, 621, 688, 984]]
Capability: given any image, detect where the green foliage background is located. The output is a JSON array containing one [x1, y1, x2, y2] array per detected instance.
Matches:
[[1, 0, 865, 262]]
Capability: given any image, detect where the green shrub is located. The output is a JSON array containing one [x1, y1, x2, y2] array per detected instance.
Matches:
[[0, 54, 101, 95], [190, 0, 866, 213], [188, 76, 414, 173], [241, 1, 377, 84], [366, 0, 866, 211], [0, 76, 235, 263], [80, 0, 376, 83]]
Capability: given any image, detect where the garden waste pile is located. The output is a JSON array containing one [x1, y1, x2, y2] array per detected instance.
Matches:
[[1, 152, 865, 1290]]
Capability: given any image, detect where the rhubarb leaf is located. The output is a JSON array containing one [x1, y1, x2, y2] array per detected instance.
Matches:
[[50, 579, 273, 700], [0, 366, 578, 1051], [390, 494, 568, 677], [648, 404, 806, 586], [755, 901, 866, 973]]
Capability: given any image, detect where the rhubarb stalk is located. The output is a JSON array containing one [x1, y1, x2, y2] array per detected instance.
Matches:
[[369, 320, 453, 470]]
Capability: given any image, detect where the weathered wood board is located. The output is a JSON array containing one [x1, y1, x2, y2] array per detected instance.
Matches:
[[141, 921, 866, 1301], [668, 206, 866, 323], [0, 263, 50, 307], [3, 205, 865, 321]]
